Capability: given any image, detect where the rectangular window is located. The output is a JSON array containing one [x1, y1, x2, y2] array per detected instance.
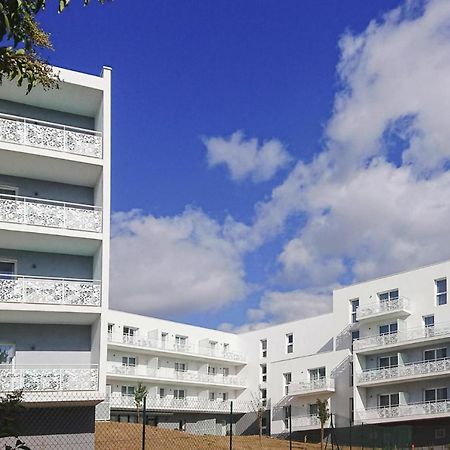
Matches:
[[378, 355, 398, 368], [223, 343, 229, 352], [436, 279, 447, 306], [0, 259, 16, 279], [123, 326, 136, 337], [260, 364, 267, 383], [121, 385, 135, 396], [309, 403, 318, 415], [260, 388, 267, 407], [260, 339, 267, 358], [175, 335, 188, 347], [222, 392, 228, 401], [282, 406, 289, 429], [350, 298, 359, 323], [378, 289, 399, 302], [159, 388, 165, 398], [208, 366, 217, 376], [107, 323, 114, 334], [309, 367, 326, 380], [379, 323, 398, 335], [121, 356, 136, 367], [351, 330, 359, 352], [175, 362, 187, 372], [286, 333, 294, 354], [425, 388, 448, 402], [209, 391, 215, 401], [425, 348, 448, 361], [283, 372, 292, 395], [424, 315, 435, 328], [174, 389, 185, 399], [379, 393, 399, 408]]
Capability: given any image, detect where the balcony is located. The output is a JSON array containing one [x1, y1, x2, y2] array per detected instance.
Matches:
[[0, 275, 101, 307], [0, 364, 99, 393], [107, 364, 246, 388], [0, 193, 102, 234], [287, 378, 335, 397], [0, 112, 102, 159], [353, 324, 450, 353], [357, 358, 450, 386], [109, 394, 252, 414], [107, 333, 246, 364], [356, 400, 450, 424], [291, 414, 327, 431], [356, 297, 410, 322]]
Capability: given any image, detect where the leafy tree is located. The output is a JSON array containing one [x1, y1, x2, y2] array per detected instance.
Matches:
[[0, 0, 106, 93], [316, 398, 330, 450], [250, 392, 266, 444], [0, 390, 30, 449], [134, 383, 147, 423]]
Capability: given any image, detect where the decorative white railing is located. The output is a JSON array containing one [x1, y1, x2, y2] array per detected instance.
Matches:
[[353, 324, 450, 351], [356, 297, 409, 321], [0, 275, 101, 306], [107, 333, 246, 363], [0, 365, 99, 392], [288, 378, 335, 396], [109, 394, 252, 413], [291, 414, 324, 429], [0, 112, 102, 158], [357, 400, 450, 422], [358, 357, 450, 384], [0, 193, 102, 233], [107, 364, 246, 387]]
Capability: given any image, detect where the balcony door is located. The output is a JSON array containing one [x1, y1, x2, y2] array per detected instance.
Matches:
[[378, 289, 399, 303], [379, 393, 399, 408], [309, 367, 326, 381]]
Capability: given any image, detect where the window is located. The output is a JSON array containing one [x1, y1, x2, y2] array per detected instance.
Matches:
[[309, 367, 326, 380], [350, 298, 359, 323], [123, 326, 136, 337], [223, 367, 229, 377], [378, 289, 399, 303], [436, 279, 447, 305], [309, 403, 318, 416], [424, 348, 447, 361], [175, 335, 187, 347], [107, 324, 114, 335], [286, 333, 294, 354], [174, 389, 185, 399], [349, 397, 354, 423], [283, 372, 292, 395], [0, 259, 16, 279], [350, 360, 354, 387], [379, 323, 398, 335], [222, 392, 228, 401], [425, 388, 448, 402], [209, 391, 215, 401], [282, 406, 289, 429], [379, 393, 399, 408], [208, 366, 217, 376], [175, 362, 187, 372], [223, 343, 229, 353], [161, 332, 168, 341], [260, 339, 267, 358], [209, 340, 218, 349], [260, 364, 267, 383], [378, 355, 398, 368], [424, 315, 435, 328], [122, 356, 136, 367], [159, 388, 165, 398], [260, 388, 267, 407], [0, 186, 17, 199], [121, 385, 135, 396], [351, 330, 359, 352]]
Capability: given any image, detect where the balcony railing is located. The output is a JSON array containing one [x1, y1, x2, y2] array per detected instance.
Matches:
[[357, 400, 450, 422], [358, 357, 450, 384], [291, 414, 324, 430], [0, 365, 99, 392], [353, 324, 450, 351], [108, 333, 246, 363], [356, 297, 409, 321], [0, 193, 102, 233], [288, 378, 335, 396], [0, 112, 102, 159], [0, 274, 101, 306], [109, 394, 252, 413], [107, 364, 246, 387]]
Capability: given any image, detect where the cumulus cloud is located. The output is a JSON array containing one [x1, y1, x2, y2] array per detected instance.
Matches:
[[204, 131, 291, 182], [110, 208, 248, 317]]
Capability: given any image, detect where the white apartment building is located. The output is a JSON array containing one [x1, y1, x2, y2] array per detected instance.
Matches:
[[0, 67, 111, 446], [105, 260, 450, 444]]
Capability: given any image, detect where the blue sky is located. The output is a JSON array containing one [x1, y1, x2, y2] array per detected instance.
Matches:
[[40, 0, 450, 330]]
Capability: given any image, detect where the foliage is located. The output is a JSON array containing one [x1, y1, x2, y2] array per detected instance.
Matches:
[[134, 383, 148, 422], [0, 0, 107, 93], [316, 398, 330, 450], [0, 390, 26, 444]]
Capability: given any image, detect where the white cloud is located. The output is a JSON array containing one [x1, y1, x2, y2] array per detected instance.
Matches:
[[110, 208, 248, 317], [204, 131, 291, 182]]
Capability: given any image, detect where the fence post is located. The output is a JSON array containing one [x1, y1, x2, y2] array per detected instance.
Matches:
[[289, 404, 292, 450], [142, 396, 147, 450], [229, 401, 233, 450]]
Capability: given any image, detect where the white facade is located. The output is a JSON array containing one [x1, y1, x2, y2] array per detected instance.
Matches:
[[0, 67, 111, 407], [105, 260, 450, 436]]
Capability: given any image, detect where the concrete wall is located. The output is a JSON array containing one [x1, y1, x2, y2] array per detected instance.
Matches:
[[0, 248, 93, 279], [0, 99, 95, 129], [0, 174, 94, 205], [0, 323, 92, 365]]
